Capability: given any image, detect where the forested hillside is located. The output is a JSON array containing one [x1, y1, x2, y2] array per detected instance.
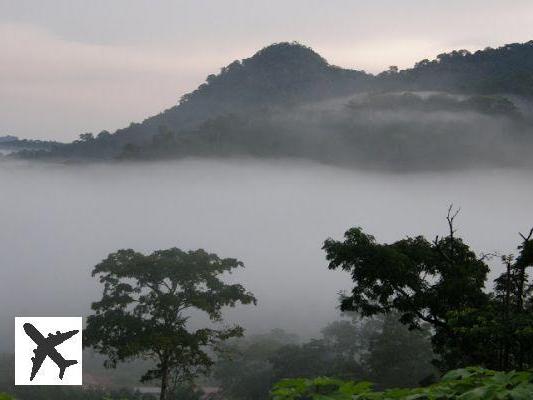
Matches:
[[10, 40, 533, 168], [382, 41, 533, 95]]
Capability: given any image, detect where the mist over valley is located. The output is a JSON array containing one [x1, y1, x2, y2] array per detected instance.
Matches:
[[1, 160, 532, 349], [2, 23, 533, 399]]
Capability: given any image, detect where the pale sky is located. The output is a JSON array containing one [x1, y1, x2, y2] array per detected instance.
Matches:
[[1, 0, 533, 141]]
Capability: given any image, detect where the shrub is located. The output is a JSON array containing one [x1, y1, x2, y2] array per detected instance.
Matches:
[[271, 367, 533, 399]]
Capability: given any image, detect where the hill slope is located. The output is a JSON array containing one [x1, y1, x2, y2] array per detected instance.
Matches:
[[15, 40, 533, 168], [106, 42, 371, 148]]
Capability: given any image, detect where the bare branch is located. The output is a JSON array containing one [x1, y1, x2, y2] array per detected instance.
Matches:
[[478, 251, 499, 262], [446, 204, 461, 238], [519, 228, 533, 242]]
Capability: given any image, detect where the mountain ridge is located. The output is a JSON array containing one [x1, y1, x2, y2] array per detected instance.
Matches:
[[11, 40, 533, 167]]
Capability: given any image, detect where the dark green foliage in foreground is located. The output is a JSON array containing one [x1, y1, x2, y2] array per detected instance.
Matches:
[[324, 208, 533, 371], [84, 247, 256, 400], [271, 367, 533, 400]]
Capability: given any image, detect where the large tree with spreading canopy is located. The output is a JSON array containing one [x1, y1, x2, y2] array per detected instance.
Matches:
[[84, 247, 256, 400]]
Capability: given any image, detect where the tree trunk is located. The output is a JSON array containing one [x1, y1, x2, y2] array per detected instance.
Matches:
[[503, 260, 511, 370], [516, 261, 526, 369], [160, 359, 169, 400]]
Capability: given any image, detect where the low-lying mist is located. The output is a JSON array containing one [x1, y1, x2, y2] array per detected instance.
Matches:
[[1, 159, 533, 351], [107, 92, 533, 170], [260, 92, 533, 169], [25, 92, 533, 171]]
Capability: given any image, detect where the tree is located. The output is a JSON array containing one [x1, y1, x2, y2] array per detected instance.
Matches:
[[323, 207, 490, 369], [78, 133, 94, 142], [324, 207, 533, 371], [317, 314, 435, 387], [118, 143, 142, 159], [269, 319, 367, 383], [364, 314, 435, 388], [270, 340, 334, 381], [213, 330, 296, 400], [96, 130, 112, 140], [318, 316, 379, 380], [84, 248, 256, 400], [445, 229, 533, 370]]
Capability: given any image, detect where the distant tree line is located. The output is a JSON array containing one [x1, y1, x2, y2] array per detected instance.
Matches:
[[212, 314, 434, 400], [0, 137, 64, 153]]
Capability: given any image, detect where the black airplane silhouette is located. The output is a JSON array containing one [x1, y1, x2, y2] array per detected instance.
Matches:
[[23, 322, 79, 381]]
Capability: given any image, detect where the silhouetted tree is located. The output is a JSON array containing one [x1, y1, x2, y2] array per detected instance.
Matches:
[[78, 133, 94, 142], [84, 248, 256, 400], [445, 229, 533, 370], [324, 208, 533, 371], [323, 207, 489, 369]]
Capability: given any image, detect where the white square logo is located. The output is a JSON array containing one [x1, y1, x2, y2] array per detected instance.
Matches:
[[15, 317, 83, 385]]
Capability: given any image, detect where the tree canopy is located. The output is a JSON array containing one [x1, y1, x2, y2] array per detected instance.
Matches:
[[323, 209, 489, 331], [324, 208, 533, 371], [84, 247, 256, 400]]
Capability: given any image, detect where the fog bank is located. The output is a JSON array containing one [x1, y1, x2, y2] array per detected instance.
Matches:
[[1, 159, 532, 350]]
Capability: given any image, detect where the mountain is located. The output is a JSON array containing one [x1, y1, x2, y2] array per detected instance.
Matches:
[[106, 42, 371, 148], [13, 40, 533, 168]]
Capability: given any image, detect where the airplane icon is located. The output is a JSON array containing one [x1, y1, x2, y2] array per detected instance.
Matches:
[[23, 322, 79, 381]]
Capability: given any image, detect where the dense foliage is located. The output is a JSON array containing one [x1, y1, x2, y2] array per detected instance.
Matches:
[[84, 247, 256, 400], [443, 229, 533, 370], [391, 41, 533, 95], [271, 367, 533, 400], [324, 209, 533, 371]]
